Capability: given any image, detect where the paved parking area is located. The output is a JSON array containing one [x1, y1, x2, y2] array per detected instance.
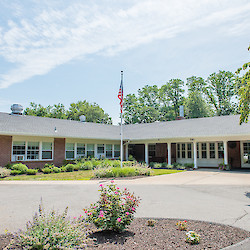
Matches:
[[0, 170, 249, 236]]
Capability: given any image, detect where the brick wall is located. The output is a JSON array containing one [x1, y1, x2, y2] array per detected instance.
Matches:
[[0, 135, 12, 167], [54, 138, 65, 167]]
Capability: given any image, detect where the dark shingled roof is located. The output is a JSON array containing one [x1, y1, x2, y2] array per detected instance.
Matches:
[[0, 112, 249, 141]]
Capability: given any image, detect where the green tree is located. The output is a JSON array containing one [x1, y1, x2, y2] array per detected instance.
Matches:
[[236, 45, 250, 124], [67, 100, 112, 124], [24, 102, 52, 117], [205, 71, 238, 116], [160, 79, 185, 118], [185, 76, 212, 118]]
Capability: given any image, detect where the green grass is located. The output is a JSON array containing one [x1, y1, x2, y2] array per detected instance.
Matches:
[[1, 169, 184, 181], [151, 169, 184, 175], [2, 170, 94, 181]]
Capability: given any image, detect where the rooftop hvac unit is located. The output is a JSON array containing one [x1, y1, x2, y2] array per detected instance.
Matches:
[[15, 155, 24, 161]]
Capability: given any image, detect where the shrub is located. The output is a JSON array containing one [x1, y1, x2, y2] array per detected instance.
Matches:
[[186, 231, 201, 245], [153, 163, 162, 169], [184, 163, 194, 169], [162, 162, 168, 168], [4, 163, 12, 169], [84, 182, 140, 232], [112, 160, 121, 168], [128, 155, 136, 161], [26, 169, 38, 175], [8, 203, 90, 249], [149, 162, 155, 168], [65, 164, 75, 172], [11, 163, 28, 174], [176, 220, 187, 231], [42, 167, 53, 174], [166, 164, 174, 169], [80, 161, 93, 170], [10, 170, 22, 175], [0, 167, 11, 178]]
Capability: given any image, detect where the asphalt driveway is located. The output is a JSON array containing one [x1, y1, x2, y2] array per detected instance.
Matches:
[[0, 169, 249, 236]]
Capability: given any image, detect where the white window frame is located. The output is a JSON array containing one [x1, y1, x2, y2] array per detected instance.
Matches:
[[12, 140, 54, 161], [65, 143, 75, 160]]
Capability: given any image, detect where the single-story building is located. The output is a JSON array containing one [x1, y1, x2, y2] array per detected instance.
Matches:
[[0, 106, 250, 169]]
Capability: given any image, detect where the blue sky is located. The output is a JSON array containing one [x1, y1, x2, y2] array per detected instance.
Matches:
[[0, 0, 249, 124]]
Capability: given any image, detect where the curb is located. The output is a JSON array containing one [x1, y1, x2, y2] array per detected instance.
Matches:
[[221, 237, 250, 250]]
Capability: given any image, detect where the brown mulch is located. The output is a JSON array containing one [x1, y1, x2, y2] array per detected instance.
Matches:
[[1, 218, 250, 249]]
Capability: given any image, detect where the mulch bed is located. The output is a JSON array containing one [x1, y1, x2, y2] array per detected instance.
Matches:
[[1, 218, 249, 249]]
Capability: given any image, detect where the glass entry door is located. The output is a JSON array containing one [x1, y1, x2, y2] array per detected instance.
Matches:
[[242, 142, 250, 168]]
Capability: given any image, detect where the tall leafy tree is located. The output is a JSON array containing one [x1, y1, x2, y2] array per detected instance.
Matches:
[[24, 102, 53, 117], [205, 71, 238, 116], [185, 76, 212, 118], [160, 79, 185, 117], [236, 44, 250, 124], [67, 101, 112, 124]]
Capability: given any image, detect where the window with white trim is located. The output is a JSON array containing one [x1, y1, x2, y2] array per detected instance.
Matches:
[[197, 143, 199, 159], [243, 142, 250, 164], [114, 145, 120, 158], [97, 144, 104, 154], [187, 143, 192, 159], [106, 144, 112, 158], [42, 142, 53, 160], [27, 142, 39, 160], [201, 143, 207, 159], [177, 144, 180, 158], [181, 144, 186, 158], [87, 144, 95, 157], [66, 143, 75, 159], [77, 143, 85, 158], [218, 142, 224, 159], [13, 141, 25, 156], [209, 143, 215, 159]]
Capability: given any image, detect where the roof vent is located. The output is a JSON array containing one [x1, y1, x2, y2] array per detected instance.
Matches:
[[79, 115, 86, 122], [11, 104, 23, 115]]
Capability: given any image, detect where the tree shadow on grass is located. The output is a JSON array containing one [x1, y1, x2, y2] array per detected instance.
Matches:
[[89, 230, 135, 245]]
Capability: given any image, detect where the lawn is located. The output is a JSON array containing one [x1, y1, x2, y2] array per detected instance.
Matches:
[[2, 169, 184, 181]]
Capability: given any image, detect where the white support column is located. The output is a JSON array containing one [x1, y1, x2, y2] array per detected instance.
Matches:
[[193, 141, 198, 169], [125, 144, 129, 161], [145, 143, 149, 165], [168, 142, 171, 165], [112, 144, 115, 159], [223, 141, 228, 165]]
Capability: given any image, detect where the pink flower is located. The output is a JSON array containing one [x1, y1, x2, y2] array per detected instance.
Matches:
[[84, 211, 88, 214], [126, 212, 129, 215], [132, 207, 135, 211], [74, 217, 76, 219], [111, 180, 114, 183], [99, 214, 104, 218], [115, 192, 118, 194], [117, 218, 121, 222], [99, 184, 103, 187], [117, 187, 119, 190], [79, 215, 82, 217], [93, 206, 96, 209], [127, 196, 130, 199], [88, 212, 92, 216]]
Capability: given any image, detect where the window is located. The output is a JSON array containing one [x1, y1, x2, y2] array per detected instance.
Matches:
[[97, 144, 104, 154], [181, 144, 186, 158], [187, 143, 192, 158], [87, 144, 95, 157], [177, 144, 180, 158], [218, 142, 224, 159], [209, 143, 215, 159], [243, 143, 250, 164], [114, 145, 120, 158], [77, 143, 85, 157], [106, 144, 112, 158], [201, 143, 207, 159], [27, 142, 39, 160], [197, 143, 199, 159], [13, 141, 25, 155], [149, 144, 156, 157], [42, 142, 53, 159], [66, 143, 75, 159]]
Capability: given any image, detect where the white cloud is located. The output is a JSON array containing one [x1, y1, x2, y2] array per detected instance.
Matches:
[[0, 0, 250, 88]]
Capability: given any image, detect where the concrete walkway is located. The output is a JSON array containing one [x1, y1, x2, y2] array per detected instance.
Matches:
[[0, 170, 250, 248]]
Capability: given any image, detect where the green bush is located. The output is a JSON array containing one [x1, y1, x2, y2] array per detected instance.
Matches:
[[128, 155, 136, 161], [10, 170, 22, 175], [11, 163, 28, 174], [0, 167, 11, 178], [83, 161, 94, 170], [42, 167, 53, 174], [112, 160, 121, 168], [26, 169, 38, 175], [4, 163, 12, 169], [84, 182, 140, 232], [65, 164, 75, 172], [8, 203, 90, 249], [149, 162, 155, 168], [166, 164, 174, 169], [153, 163, 162, 169], [162, 162, 168, 168], [184, 163, 194, 169]]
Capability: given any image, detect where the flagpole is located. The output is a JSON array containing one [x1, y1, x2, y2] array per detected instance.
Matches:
[[120, 71, 123, 168]]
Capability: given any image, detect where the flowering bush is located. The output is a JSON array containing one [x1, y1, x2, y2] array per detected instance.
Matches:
[[0, 167, 11, 178], [186, 231, 201, 245], [176, 220, 187, 231], [7, 202, 90, 249], [84, 182, 140, 232]]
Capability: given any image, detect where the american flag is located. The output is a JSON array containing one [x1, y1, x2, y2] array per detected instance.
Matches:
[[118, 76, 123, 113]]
